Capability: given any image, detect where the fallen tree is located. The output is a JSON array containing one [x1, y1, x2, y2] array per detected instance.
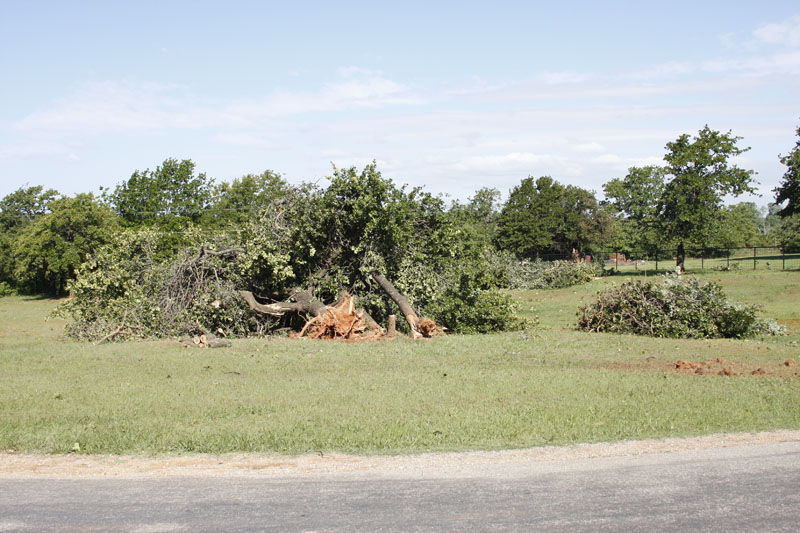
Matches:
[[239, 274, 443, 340], [56, 163, 527, 342]]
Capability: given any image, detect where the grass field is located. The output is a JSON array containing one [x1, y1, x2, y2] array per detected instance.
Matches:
[[1, 270, 798, 456]]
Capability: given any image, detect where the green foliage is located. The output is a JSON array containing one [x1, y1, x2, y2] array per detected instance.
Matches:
[[496, 176, 608, 259], [603, 166, 666, 251], [12, 193, 118, 296], [56, 229, 275, 340], [774, 125, 800, 218], [709, 202, 765, 248], [0, 185, 60, 287], [659, 126, 757, 246], [448, 187, 501, 249], [774, 214, 800, 252], [578, 276, 784, 339], [62, 163, 527, 339], [104, 158, 215, 257], [204, 170, 289, 227], [0, 281, 15, 297], [0, 184, 58, 232], [488, 251, 603, 290]]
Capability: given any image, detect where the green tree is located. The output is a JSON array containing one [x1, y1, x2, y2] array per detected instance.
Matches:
[[774, 125, 800, 218], [602, 166, 666, 252], [448, 187, 501, 249], [0, 185, 59, 286], [496, 176, 606, 259], [106, 158, 213, 225], [13, 193, 119, 295], [710, 202, 764, 248], [105, 158, 214, 256], [659, 126, 757, 270], [204, 170, 288, 227]]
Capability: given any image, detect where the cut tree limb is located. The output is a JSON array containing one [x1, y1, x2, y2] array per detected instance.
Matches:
[[239, 290, 326, 318], [371, 270, 443, 338]]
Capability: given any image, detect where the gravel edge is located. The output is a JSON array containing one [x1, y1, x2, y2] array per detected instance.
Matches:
[[2, 429, 799, 479]]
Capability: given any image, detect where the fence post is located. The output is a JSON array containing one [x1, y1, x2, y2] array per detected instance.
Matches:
[[753, 247, 757, 270], [655, 246, 659, 271]]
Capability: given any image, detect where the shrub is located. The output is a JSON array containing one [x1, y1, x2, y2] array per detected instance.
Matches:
[[489, 251, 603, 290], [577, 276, 785, 339], [0, 281, 15, 297]]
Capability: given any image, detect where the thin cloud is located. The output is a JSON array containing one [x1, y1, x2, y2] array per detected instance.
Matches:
[[752, 15, 800, 48]]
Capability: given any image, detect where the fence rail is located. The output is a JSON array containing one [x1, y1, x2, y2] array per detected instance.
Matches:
[[536, 247, 800, 272]]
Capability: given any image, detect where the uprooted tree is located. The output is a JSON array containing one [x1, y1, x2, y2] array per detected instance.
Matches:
[[57, 163, 527, 342]]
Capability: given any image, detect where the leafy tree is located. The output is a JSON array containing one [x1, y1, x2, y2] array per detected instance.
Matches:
[[774, 125, 800, 218], [104, 158, 215, 256], [658, 126, 757, 270], [0, 185, 59, 232], [204, 170, 289, 227], [496, 176, 606, 259], [0, 185, 59, 286], [13, 193, 118, 295], [710, 202, 764, 249], [106, 158, 213, 225], [448, 187, 501, 249], [774, 214, 800, 252], [602, 166, 666, 252]]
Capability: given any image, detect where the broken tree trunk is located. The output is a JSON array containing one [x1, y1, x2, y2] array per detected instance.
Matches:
[[371, 271, 444, 338], [239, 290, 327, 318], [239, 290, 382, 340]]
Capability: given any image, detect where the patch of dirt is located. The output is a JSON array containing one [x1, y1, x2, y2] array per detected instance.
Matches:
[[675, 357, 799, 378], [675, 357, 739, 376]]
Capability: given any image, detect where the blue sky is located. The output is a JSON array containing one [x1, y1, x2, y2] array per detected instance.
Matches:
[[1, 1, 799, 205]]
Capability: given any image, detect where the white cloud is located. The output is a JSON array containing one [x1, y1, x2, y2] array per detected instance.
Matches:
[[12, 69, 423, 138], [592, 154, 623, 164], [753, 15, 800, 47], [572, 142, 606, 154]]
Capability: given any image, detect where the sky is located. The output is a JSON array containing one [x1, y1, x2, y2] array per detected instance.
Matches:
[[1, 1, 799, 205]]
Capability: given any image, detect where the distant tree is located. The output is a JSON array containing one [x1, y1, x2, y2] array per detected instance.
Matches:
[[710, 202, 764, 248], [496, 176, 606, 259], [602, 166, 666, 252], [774, 125, 800, 218], [659, 126, 757, 271], [104, 158, 214, 256], [0, 185, 59, 286], [203, 170, 288, 227], [0, 185, 58, 232], [106, 158, 214, 226], [774, 214, 800, 252], [13, 193, 118, 295], [449, 187, 501, 249]]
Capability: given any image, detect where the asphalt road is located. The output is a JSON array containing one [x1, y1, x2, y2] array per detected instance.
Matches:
[[1, 441, 799, 532]]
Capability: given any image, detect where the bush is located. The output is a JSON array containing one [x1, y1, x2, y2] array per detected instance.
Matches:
[[489, 251, 603, 290], [577, 276, 785, 339], [0, 281, 15, 297]]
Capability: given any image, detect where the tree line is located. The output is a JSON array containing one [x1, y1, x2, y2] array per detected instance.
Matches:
[[1, 124, 799, 297]]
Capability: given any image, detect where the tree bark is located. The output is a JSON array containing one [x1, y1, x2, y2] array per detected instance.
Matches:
[[371, 270, 423, 338], [239, 290, 327, 317]]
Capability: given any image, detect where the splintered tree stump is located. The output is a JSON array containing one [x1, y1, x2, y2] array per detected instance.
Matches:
[[240, 290, 383, 341]]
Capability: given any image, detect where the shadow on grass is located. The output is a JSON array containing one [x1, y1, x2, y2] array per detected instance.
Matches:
[[17, 293, 63, 302]]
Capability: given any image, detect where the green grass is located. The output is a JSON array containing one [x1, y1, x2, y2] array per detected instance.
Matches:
[[1, 269, 799, 456]]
